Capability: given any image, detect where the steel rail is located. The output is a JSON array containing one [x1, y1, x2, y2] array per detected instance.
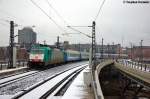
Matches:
[[0, 62, 87, 88], [40, 67, 85, 99], [11, 64, 87, 99], [0, 71, 39, 88]]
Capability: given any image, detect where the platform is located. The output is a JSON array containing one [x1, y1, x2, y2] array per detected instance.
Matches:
[[62, 67, 94, 99], [0, 66, 28, 77]]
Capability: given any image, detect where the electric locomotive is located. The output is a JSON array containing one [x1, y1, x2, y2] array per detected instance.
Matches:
[[28, 44, 89, 68]]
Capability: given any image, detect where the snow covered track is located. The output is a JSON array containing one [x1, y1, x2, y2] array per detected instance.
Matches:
[[12, 64, 87, 99], [0, 71, 40, 88]]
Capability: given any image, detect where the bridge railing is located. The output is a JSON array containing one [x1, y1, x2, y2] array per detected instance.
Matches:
[[117, 59, 150, 72]]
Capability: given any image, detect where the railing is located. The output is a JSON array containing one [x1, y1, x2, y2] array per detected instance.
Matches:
[[117, 59, 150, 72], [0, 60, 27, 70]]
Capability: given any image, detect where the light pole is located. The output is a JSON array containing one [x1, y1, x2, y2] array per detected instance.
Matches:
[[101, 38, 104, 59], [130, 42, 133, 60], [140, 40, 143, 63]]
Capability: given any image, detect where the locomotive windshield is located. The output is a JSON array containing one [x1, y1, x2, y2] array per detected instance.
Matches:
[[31, 49, 44, 54]]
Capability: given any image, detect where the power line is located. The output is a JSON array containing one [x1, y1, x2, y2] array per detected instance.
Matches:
[[45, 0, 69, 26], [0, 18, 10, 23], [0, 9, 24, 23], [0, 19, 9, 27], [94, 0, 106, 21], [30, 0, 67, 33], [0, 18, 21, 27], [67, 26, 92, 38], [0, 22, 9, 27], [0, 9, 18, 20]]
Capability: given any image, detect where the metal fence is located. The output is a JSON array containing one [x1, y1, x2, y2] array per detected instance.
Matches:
[[0, 60, 27, 70], [117, 59, 150, 72]]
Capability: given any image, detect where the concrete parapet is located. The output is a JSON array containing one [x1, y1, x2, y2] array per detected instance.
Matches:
[[93, 60, 114, 99]]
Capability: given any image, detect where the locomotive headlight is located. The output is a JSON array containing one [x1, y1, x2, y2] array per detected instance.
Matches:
[[29, 54, 34, 59], [40, 54, 44, 60]]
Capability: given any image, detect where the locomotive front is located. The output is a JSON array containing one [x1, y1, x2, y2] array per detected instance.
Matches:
[[28, 48, 45, 67]]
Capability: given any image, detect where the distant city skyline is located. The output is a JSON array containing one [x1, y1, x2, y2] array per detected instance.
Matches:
[[0, 0, 149, 47]]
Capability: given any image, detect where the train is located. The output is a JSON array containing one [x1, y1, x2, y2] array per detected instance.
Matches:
[[95, 53, 128, 59], [28, 45, 89, 68]]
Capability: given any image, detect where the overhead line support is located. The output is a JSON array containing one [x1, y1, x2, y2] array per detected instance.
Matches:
[[8, 21, 14, 69]]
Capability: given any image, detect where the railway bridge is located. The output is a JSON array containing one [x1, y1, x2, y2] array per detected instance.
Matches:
[[88, 59, 150, 99]]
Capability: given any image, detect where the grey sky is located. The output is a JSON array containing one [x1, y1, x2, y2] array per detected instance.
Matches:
[[0, 0, 150, 47]]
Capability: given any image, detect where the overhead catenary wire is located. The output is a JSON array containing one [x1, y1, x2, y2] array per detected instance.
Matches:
[[0, 9, 23, 23], [94, 0, 106, 21], [30, 0, 67, 33], [0, 18, 10, 23], [45, 0, 69, 26], [0, 22, 9, 27], [45, 0, 96, 38], [45, 0, 92, 36], [0, 19, 10, 28], [67, 26, 92, 38], [0, 18, 22, 28]]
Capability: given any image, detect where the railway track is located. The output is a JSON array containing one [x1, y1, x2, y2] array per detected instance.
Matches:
[[0, 61, 88, 95], [12, 64, 87, 99], [0, 62, 87, 89], [0, 71, 39, 88]]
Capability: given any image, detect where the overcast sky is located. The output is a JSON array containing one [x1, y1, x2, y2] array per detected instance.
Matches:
[[0, 0, 150, 47]]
